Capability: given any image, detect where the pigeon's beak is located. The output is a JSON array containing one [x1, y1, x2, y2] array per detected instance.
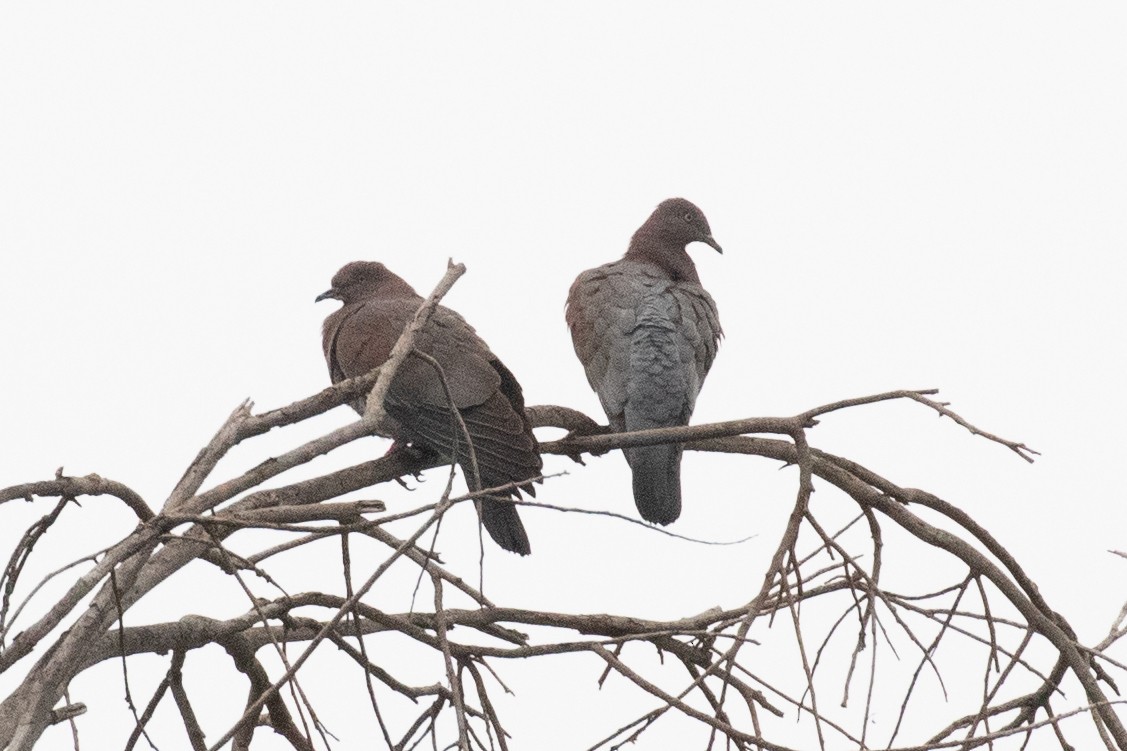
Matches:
[[315, 288, 340, 303], [700, 234, 723, 254]]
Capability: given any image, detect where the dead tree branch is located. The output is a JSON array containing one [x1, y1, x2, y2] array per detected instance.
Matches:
[[0, 267, 1119, 748]]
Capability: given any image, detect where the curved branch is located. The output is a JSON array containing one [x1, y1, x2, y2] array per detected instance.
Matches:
[[0, 474, 153, 521]]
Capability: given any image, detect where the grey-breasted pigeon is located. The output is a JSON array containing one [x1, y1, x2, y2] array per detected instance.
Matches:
[[565, 198, 722, 525], [318, 261, 541, 555]]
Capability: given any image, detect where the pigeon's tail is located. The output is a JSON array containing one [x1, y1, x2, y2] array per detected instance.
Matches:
[[478, 497, 532, 556], [625, 443, 683, 525]]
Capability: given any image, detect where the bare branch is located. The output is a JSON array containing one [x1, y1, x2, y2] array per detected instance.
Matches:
[[0, 474, 152, 521], [2, 359, 1118, 751]]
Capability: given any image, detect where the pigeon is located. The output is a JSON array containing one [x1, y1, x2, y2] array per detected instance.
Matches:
[[565, 198, 722, 525], [318, 261, 541, 555]]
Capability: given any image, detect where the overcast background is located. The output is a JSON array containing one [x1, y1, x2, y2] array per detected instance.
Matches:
[[2, 3, 1125, 749]]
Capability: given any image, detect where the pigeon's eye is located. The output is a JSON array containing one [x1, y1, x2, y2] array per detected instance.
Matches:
[[683, 212, 694, 223]]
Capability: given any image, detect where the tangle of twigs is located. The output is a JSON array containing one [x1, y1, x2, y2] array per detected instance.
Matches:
[[0, 265, 1122, 751]]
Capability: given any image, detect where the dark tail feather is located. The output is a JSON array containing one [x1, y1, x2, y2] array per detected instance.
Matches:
[[390, 397, 539, 555], [459, 439, 535, 556], [478, 497, 531, 555], [625, 444, 682, 525]]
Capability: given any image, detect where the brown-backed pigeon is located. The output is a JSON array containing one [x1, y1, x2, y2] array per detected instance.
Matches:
[[318, 261, 541, 555], [565, 198, 722, 525]]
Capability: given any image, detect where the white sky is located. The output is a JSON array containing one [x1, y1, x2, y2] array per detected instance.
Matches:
[[2, 3, 1126, 749]]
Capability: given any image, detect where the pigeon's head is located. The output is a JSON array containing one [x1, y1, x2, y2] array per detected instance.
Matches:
[[316, 261, 416, 304], [644, 198, 723, 254]]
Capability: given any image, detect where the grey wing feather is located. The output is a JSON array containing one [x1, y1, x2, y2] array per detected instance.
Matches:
[[566, 261, 647, 422], [666, 282, 722, 410], [398, 306, 502, 410]]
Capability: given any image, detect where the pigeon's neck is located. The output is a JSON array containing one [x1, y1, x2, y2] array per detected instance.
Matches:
[[376, 273, 421, 300], [348, 278, 421, 304], [625, 231, 701, 284]]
